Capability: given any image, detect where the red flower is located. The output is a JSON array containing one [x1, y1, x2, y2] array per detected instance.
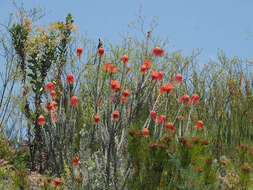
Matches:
[[178, 116, 184, 121], [150, 110, 157, 120], [157, 115, 166, 124], [120, 96, 128, 103], [126, 67, 131, 71], [49, 111, 56, 121], [241, 166, 251, 173], [76, 47, 83, 57], [151, 71, 163, 80], [93, 115, 100, 124], [173, 74, 182, 83], [179, 95, 191, 104], [140, 65, 147, 74], [98, 47, 104, 57], [70, 96, 78, 107], [73, 157, 79, 166], [38, 115, 45, 126], [110, 80, 120, 92], [122, 89, 130, 97], [122, 54, 129, 64], [112, 111, 119, 121], [194, 120, 203, 131], [54, 178, 61, 188], [66, 73, 74, 85], [45, 82, 53, 91], [46, 102, 53, 111], [152, 46, 165, 57], [52, 101, 58, 111], [197, 120, 203, 128], [191, 94, 199, 104], [142, 59, 151, 69], [165, 122, 175, 132], [104, 63, 117, 74], [160, 83, 173, 94], [142, 128, 149, 138], [50, 90, 57, 99]]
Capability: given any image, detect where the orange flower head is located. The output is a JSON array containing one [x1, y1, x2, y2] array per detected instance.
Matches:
[[46, 102, 53, 111], [160, 83, 173, 94], [54, 178, 61, 188], [165, 122, 175, 132], [50, 90, 57, 99], [241, 166, 251, 173], [76, 47, 83, 57], [45, 82, 54, 91], [126, 67, 131, 71], [73, 157, 79, 166], [152, 46, 165, 57], [69, 96, 78, 107], [52, 101, 58, 111], [173, 74, 182, 83], [194, 125, 202, 131], [150, 110, 157, 120], [151, 71, 163, 80], [104, 63, 117, 74], [142, 128, 149, 138], [98, 47, 104, 57], [122, 89, 130, 97], [197, 120, 203, 128], [178, 116, 184, 121], [205, 157, 212, 164], [112, 111, 119, 121], [122, 54, 129, 64], [120, 96, 128, 103], [66, 73, 74, 85], [140, 65, 147, 74], [157, 115, 166, 124], [191, 94, 199, 104], [142, 59, 151, 69], [110, 80, 120, 92], [38, 115, 45, 126], [179, 95, 191, 104], [93, 115, 100, 124]]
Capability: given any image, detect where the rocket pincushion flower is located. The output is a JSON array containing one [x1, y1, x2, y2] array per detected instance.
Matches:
[[50, 90, 57, 99], [160, 83, 173, 94], [110, 80, 120, 92], [122, 89, 130, 97], [179, 95, 191, 104], [76, 47, 83, 57], [73, 157, 79, 166], [69, 96, 78, 107], [150, 110, 157, 120], [93, 115, 100, 124], [66, 73, 74, 85], [152, 46, 165, 57], [122, 54, 129, 64], [98, 47, 104, 57], [52, 101, 58, 111], [112, 111, 119, 121], [151, 71, 163, 80], [104, 63, 117, 74], [38, 115, 45, 126], [173, 74, 182, 83], [140, 65, 147, 74], [54, 178, 61, 188], [142, 128, 149, 138], [241, 166, 251, 173], [194, 120, 203, 131], [157, 115, 166, 124], [45, 82, 54, 91], [165, 122, 175, 132], [142, 59, 151, 69], [191, 94, 199, 104]]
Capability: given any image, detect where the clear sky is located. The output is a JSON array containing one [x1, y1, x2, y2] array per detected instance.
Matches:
[[1, 0, 253, 62]]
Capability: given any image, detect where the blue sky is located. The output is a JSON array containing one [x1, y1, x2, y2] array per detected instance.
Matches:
[[1, 0, 253, 61]]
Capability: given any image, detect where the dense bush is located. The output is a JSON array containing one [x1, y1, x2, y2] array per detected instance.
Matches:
[[0, 4, 252, 190]]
